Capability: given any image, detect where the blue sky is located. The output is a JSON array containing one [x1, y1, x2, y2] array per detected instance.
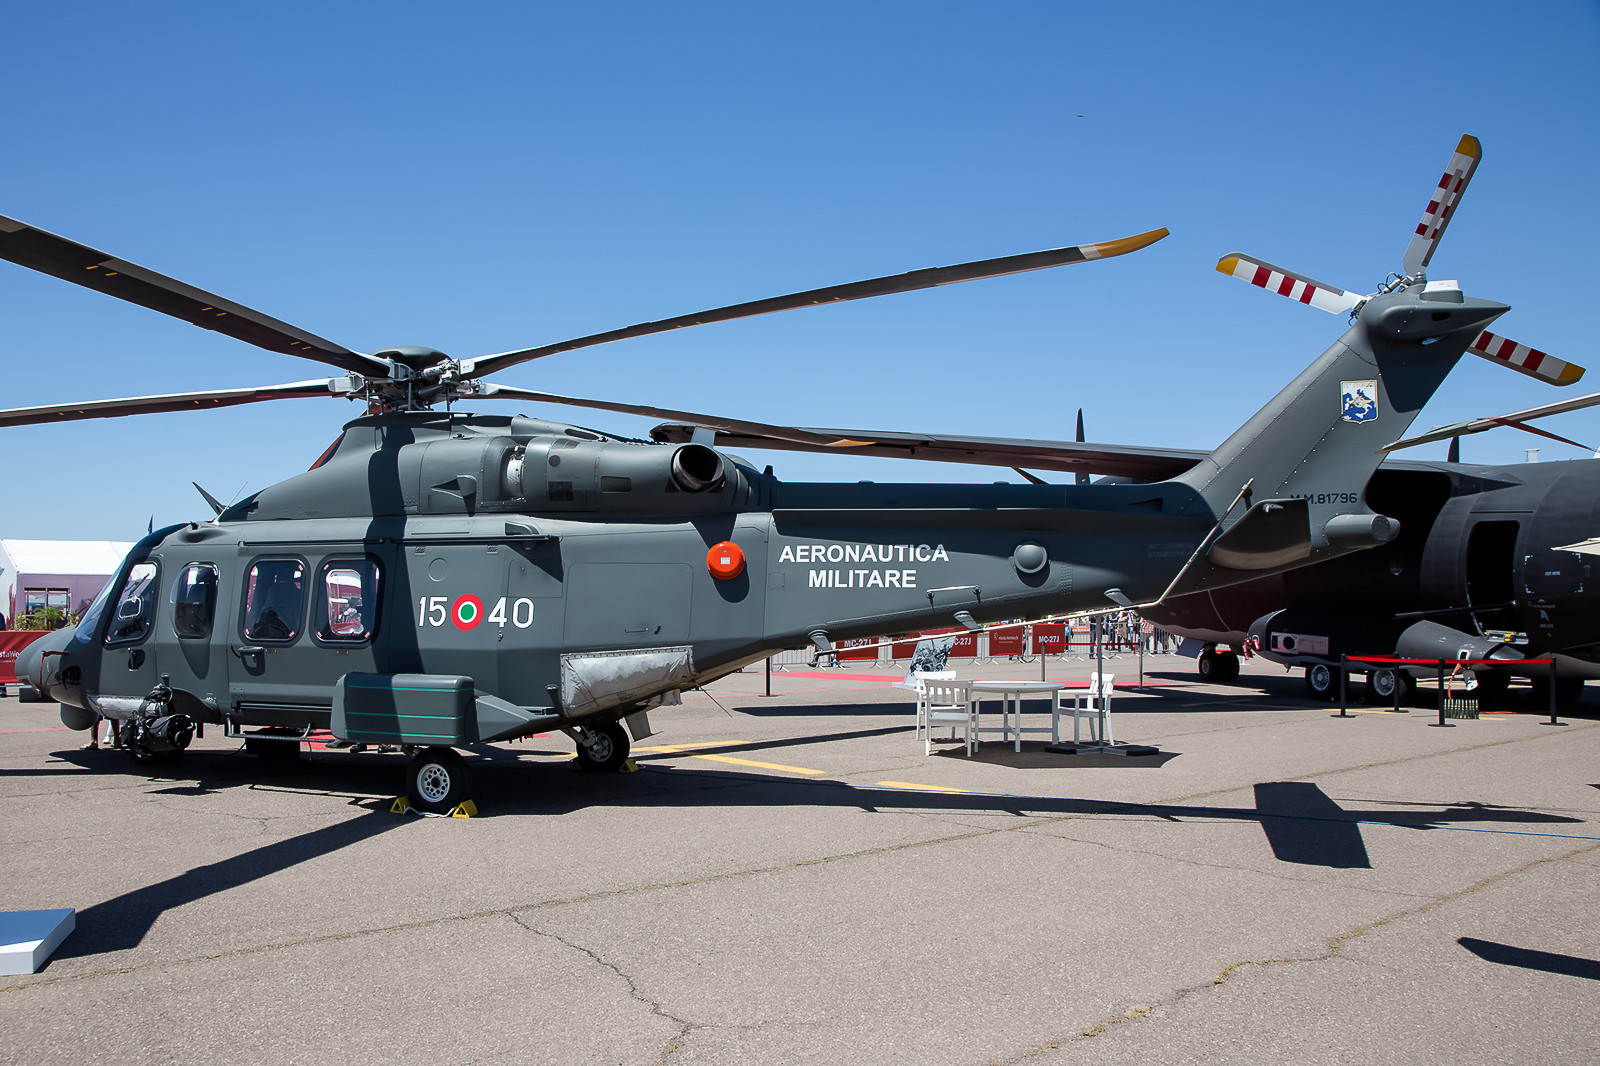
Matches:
[[3, 2, 1597, 540]]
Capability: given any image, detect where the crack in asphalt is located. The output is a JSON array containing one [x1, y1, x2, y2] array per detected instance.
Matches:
[[996, 839, 1600, 1063], [507, 913, 700, 1063], [0, 822, 998, 995]]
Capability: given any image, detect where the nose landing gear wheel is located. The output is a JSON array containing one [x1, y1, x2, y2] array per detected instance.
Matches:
[[573, 721, 631, 773], [406, 746, 471, 814], [1198, 649, 1242, 684]]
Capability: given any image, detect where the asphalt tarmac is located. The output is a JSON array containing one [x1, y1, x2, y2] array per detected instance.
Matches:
[[3, 653, 1598, 1065]]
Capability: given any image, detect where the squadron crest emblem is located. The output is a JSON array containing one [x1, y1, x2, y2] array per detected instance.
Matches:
[[1340, 379, 1378, 423]]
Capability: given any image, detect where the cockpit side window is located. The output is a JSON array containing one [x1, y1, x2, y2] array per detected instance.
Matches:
[[314, 559, 381, 644], [171, 563, 220, 639], [242, 559, 306, 644], [105, 562, 159, 646]]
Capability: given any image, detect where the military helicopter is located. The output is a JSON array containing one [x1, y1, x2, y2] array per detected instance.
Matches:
[[5, 136, 1534, 812]]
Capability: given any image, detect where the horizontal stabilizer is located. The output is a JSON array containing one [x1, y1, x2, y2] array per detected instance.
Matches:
[[1467, 330, 1583, 386], [1215, 254, 1361, 314]]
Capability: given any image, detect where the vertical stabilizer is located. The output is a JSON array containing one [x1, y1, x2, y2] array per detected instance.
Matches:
[[1175, 285, 1508, 558]]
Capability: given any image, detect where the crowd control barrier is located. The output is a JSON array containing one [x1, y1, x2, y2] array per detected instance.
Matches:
[[1337, 654, 1563, 727]]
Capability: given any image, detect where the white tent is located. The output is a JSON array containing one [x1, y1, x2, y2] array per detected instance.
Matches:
[[0, 540, 135, 624]]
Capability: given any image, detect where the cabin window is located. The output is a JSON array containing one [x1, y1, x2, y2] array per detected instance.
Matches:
[[171, 564, 220, 639], [242, 559, 306, 644], [105, 562, 159, 646], [314, 559, 381, 644]]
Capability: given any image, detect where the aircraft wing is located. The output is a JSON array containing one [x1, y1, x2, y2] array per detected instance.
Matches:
[[648, 422, 1209, 481]]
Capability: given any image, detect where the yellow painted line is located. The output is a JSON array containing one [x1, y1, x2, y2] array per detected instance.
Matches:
[[632, 741, 738, 754], [876, 780, 972, 794], [687, 753, 825, 776]]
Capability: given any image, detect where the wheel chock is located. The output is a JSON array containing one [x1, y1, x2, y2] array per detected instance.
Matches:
[[621, 759, 639, 773], [388, 797, 479, 818]]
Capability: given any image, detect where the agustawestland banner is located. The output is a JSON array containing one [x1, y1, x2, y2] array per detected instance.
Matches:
[[0, 631, 47, 684]]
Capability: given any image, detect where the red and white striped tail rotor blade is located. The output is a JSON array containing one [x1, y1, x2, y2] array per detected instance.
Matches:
[[1402, 134, 1482, 277], [1468, 330, 1585, 386], [1215, 253, 1361, 314]]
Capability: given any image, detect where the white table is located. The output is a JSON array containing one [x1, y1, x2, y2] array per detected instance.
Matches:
[[969, 680, 1066, 751]]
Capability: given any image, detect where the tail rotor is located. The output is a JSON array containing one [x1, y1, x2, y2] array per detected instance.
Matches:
[[1214, 135, 1583, 387]]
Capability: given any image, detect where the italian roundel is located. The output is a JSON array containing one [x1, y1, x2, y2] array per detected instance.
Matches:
[[452, 594, 484, 630]]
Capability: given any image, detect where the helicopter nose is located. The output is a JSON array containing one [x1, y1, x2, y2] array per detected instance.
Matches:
[[15, 626, 75, 702]]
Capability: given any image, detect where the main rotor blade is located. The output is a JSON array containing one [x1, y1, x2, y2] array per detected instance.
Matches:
[[648, 421, 1209, 480], [0, 215, 392, 378], [0, 378, 361, 428], [475, 381, 1207, 479], [462, 229, 1169, 380], [1379, 389, 1600, 453], [472, 382, 857, 446]]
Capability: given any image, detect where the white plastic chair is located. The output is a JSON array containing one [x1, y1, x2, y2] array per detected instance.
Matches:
[[1054, 673, 1115, 745], [921, 678, 977, 756], [911, 670, 958, 741]]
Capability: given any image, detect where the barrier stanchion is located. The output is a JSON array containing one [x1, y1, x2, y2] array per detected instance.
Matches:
[[764, 656, 773, 697], [1335, 657, 1352, 718], [1393, 670, 1404, 714], [1430, 659, 1453, 727], [1543, 658, 1567, 727]]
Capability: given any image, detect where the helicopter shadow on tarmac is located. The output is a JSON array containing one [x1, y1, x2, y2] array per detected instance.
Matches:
[[36, 725, 1586, 963]]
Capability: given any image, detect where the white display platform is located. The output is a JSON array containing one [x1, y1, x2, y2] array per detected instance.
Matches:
[[0, 909, 75, 975]]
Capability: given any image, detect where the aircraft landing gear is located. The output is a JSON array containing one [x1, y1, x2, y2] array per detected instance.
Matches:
[[1304, 662, 1341, 701], [571, 721, 631, 772], [123, 711, 195, 765], [1364, 667, 1415, 705], [1197, 647, 1241, 684], [1470, 670, 1511, 706], [1530, 675, 1587, 709], [406, 746, 472, 815]]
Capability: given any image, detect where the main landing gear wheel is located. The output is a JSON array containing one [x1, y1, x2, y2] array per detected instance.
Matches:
[[1304, 663, 1341, 701], [1197, 649, 1240, 684], [126, 729, 188, 766], [406, 746, 472, 814], [1364, 667, 1415, 705], [573, 721, 631, 773], [1530, 676, 1587, 709]]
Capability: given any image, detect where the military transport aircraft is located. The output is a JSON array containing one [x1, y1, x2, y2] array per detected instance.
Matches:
[[5, 135, 1544, 812]]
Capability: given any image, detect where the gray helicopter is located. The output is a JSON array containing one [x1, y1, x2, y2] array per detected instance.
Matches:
[[5, 137, 1529, 811]]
